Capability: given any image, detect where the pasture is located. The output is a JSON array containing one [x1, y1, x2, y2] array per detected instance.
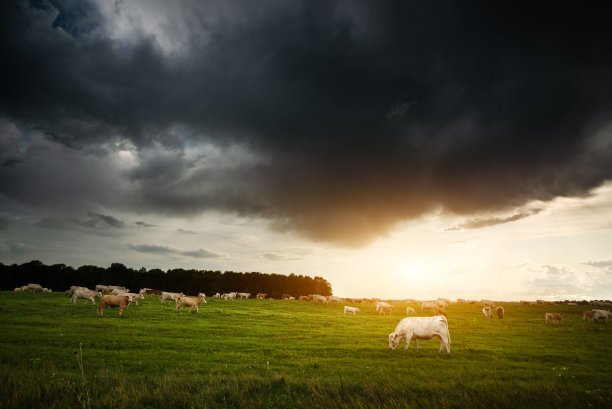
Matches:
[[1, 292, 611, 408]]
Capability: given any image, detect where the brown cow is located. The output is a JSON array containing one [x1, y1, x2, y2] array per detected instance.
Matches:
[[433, 306, 447, 317], [495, 306, 505, 319], [299, 295, 309, 301], [583, 310, 593, 321], [175, 295, 206, 313], [281, 293, 291, 300], [256, 293, 267, 299], [97, 295, 131, 316]]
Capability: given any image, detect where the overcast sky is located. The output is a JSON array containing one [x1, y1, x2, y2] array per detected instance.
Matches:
[[1, 0, 611, 300]]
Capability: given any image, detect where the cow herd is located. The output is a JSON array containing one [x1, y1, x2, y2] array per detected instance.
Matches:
[[11, 284, 612, 354]]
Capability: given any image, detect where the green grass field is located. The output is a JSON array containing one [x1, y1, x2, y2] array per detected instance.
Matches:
[[1, 292, 611, 408]]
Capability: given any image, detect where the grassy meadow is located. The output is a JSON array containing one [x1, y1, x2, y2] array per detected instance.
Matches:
[[0, 292, 611, 408]]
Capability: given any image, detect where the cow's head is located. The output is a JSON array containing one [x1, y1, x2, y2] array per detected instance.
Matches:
[[389, 332, 400, 350]]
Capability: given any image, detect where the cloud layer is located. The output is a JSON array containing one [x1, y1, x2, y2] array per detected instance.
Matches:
[[2, 0, 612, 246]]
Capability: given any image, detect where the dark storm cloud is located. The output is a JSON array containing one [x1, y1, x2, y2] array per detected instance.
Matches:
[[2, 0, 612, 246], [446, 208, 543, 231], [583, 260, 612, 272], [135, 221, 155, 227], [129, 244, 222, 259]]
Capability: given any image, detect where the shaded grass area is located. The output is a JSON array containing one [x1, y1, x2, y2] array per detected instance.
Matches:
[[1, 292, 611, 408]]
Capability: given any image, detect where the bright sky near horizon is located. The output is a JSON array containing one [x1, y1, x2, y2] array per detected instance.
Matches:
[[1, 1, 611, 300]]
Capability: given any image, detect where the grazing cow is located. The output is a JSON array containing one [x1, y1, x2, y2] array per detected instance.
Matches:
[[388, 316, 451, 354], [107, 286, 129, 293], [282, 293, 291, 300], [299, 295, 309, 301], [380, 305, 394, 315], [97, 295, 131, 316], [139, 288, 162, 296], [592, 309, 612, 324], [237, 292, 251, 299], [482, 300, 495, 308], [256, 293, 267, 299], [433, 306, 447, 317], [545, 313, 563, 324], [421, 301, 436, 311], [345, 298, 354, 303], [583, 310, 593, 321], [376, 301, 392, 313], [71, 288, 100, 304], [435, 300, 448, 309], [344, 306, 359, 316], [311, 294, 328, 303], [113, 291, 144, 305], [175, 295, 206, 313], [160, 291, 185, 304], [223, 292, 237, 301], [495, 306, 505, 319], [482, 307, 493, 318], [95, 285, 109, 293], [328, 296, 343, 303], [406, 307, 417, 315]]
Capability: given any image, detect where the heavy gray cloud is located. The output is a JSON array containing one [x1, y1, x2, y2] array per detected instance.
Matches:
[[446, 208, 543, 231], [129, 244, 222, 259], [2, 0, 612, 246]]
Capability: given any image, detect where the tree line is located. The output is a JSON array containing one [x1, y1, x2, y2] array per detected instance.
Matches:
[[0, 260, 333, 299]]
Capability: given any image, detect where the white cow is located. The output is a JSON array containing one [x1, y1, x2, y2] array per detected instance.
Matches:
[[113, 291, 144, 305], [71, 288, 100, 304], [376, 301, 392, 313], [592, 309, 612, 324], [421, 301, 436, 311], [344, 306, 359, 316], [160, 291, 184, 304], [406, 307, 417, 315], [482, 307, 493, 318], [311, 294, 328, 303], [223, 292, 237, 301], [388, 316, 451, 354]]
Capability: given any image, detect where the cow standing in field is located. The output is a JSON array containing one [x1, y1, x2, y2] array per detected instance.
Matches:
[[97, 295, 131, 316], [583, 310, 593, 321], [70, 288, 100, 304], [482, 300, 495, 308], [433, 306, 447, 317], [311, 294, 328, 303], [388, 316, 451, 354], [161, 291, 184, 304], [421, 301, 436, 312], [344, 306, 359, 316], [376, 301, 392, 313], [545, 313, 563, 324], [495, 306, 505, 319], [592, 309, 612, 324], [256, 293, 267, 299], [380, 305, 394, 315], [406, 307, 417, 315], [175, 295, 206, 313], [482, 307, 493, 318]]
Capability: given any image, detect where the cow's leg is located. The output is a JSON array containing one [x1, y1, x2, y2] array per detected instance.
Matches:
[[415, 339, 420, 350], [70, 295, 76, 304], [403, 332, 413, 350]]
